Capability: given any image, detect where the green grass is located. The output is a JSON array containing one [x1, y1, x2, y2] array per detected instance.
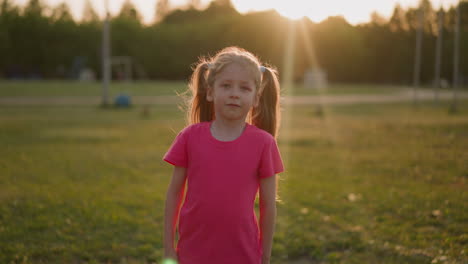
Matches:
[[0, 80, 418, 97], [1, 91, 467, 263], [0, 81, 188, 97], [276, 101, 467, 263], [291, 83, 409, 95]]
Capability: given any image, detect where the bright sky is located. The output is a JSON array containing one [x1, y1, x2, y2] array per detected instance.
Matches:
[[12, 0, 459, 24]]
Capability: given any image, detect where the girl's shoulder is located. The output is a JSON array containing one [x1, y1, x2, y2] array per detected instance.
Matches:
[[247, 124, 276, 143], [177, 122, 209, 136]]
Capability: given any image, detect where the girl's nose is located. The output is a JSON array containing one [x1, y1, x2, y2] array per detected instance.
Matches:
[[229, 88, 240, 98]]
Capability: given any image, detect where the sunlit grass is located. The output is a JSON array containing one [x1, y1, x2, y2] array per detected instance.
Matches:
[[276, 101, 467, 263], [1, 99, 467, 263], [0, 81, 188, 97], [1, 105, 183, 263], [0, 80, 417, 97]]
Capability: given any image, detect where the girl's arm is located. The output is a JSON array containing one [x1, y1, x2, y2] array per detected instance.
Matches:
[[259, 174, 277, 264], [163, 166, 187, 260]]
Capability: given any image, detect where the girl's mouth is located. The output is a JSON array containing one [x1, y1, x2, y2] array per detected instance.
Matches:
[[227, 104, 240, 107]]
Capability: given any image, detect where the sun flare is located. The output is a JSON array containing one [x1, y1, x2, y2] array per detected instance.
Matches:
[[230, 0, 459, 25], [231, 0, 384, 23], [231, 0, 336, 21], [18, 0, 461, 25]]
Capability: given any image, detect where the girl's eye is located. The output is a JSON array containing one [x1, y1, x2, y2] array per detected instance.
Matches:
[[242, 87, 252, 91], [222, 84, 230, 88]]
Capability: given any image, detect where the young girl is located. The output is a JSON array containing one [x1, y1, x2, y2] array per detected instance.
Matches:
[[163, 46, 284, 264]]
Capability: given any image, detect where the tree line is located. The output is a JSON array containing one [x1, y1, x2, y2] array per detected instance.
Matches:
[[0, 0, 466, 85]]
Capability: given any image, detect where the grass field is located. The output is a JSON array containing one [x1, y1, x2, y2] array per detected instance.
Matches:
[[0, 80, 417, 97], [1, 82, 467, 263]]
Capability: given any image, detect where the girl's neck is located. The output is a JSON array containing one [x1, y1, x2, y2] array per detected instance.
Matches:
[[210, 119, 246, 141]]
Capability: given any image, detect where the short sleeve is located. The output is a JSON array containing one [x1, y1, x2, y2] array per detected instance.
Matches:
[[259, 137, 284, 178], [163, 127, 189, 168]]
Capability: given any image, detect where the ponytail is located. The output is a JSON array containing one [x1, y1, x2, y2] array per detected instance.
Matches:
[[251, 67, 281, 139], [187, 61, 214, 125]]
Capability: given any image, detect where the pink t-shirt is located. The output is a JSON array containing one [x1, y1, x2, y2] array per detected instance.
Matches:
[[163, 121, 284, 264]]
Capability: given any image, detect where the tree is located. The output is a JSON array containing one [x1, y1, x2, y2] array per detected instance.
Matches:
[[206, 0, 235, 13], [188, 0, 201, 9], [0, 0, 20, 21], [0, 0, 20, 75], [389, 4, 409, 32], [81, 0, 99, 23], [211, 0, 233, 8], [1, 0, 16, 15], [51, 2, 73, 22], [23, 0, 44, 17], [0, 0, 467, 83], [405, 0, 436, 34], [313, 16, 366, 82], [155, 0, 170, 23], [118, 0, 142, 23], [18, 0, 50, 77], [421, 0, 436, 35], [370, 11, 387, 26]]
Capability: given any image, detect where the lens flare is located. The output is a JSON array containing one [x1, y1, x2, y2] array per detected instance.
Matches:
[[162, 258, 178, 264], [279, 20, 296, 168]]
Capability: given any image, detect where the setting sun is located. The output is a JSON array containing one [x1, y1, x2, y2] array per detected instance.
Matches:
[[231, 0, 370, 21], [10, 0, 462, 25], [230, 0, 459, 24]]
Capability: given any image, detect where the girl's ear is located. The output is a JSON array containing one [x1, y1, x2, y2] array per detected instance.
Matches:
[[206, 86, 214, 102]]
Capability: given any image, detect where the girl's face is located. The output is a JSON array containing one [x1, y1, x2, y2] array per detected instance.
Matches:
[[207, 63, 259, 123]]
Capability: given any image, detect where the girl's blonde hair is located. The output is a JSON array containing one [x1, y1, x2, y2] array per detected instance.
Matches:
[[186, 46, 281, 138]]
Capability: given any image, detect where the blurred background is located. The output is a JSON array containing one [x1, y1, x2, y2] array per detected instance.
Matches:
[[0, 0, 467, 264], [0, 0, 466, 84]]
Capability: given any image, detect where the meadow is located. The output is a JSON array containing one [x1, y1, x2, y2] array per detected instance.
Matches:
[[0, 81, 467, 264], [0, 81, 408, 97]]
